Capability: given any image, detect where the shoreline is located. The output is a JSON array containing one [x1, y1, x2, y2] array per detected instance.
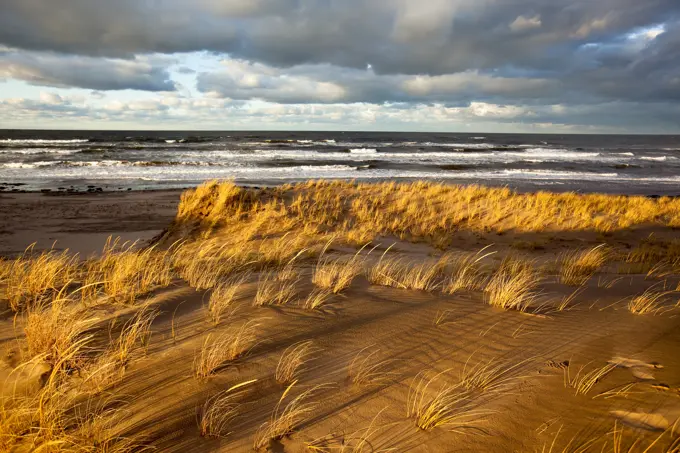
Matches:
[[2, 177, 680, 197]]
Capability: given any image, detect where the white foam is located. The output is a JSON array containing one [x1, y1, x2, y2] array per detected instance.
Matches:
[[350, 148, 378, 154], [0, 139, 89, 144], [0, 148, 81, 155], [613, 152, 635, 157], [640, 156, 668, 161], [165, 140, 177, 144]]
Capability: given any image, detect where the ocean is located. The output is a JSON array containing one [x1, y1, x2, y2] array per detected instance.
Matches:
[[1, 130, 679, 195]]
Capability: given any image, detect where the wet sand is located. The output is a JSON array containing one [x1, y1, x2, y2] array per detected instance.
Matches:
[[0, 190, 181, 256]]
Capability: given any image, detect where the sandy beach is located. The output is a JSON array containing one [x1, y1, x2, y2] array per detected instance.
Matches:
[[1, 181, 680, 452]]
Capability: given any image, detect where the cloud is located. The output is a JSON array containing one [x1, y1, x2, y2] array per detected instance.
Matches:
[[0, 50, 176, 91], [1, 0, 679, 131]]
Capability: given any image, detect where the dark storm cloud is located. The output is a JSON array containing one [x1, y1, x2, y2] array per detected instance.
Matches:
[[0, 50, 176, 91], [1, 0, 680, 123]]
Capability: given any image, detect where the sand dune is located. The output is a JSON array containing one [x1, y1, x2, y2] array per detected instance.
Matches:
[[1, 181, 680, 452]]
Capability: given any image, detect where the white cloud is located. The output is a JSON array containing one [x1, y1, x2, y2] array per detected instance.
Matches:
[[509, 15, 542, 32]]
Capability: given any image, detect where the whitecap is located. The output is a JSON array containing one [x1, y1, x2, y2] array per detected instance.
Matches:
[[0, 139, 89, 144], [640, 156, 668, 161], [350, 148, 378, 154]]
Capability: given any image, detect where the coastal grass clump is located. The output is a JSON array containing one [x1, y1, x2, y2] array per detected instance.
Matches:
[[367, 254, 443, 292], [485, 262, 541, 312], [24, 294, 95, 364], [348, 347, 398, 387], [312, 252, 364, 294], [115, 307, 159, 366], [459, 356, 533, 393], [198, 380, 258, 438], [194, 320, 261, 379], [442, 248, 494, 294], [275, 341, 317, 385], [559, 245, 609, 286], [627, 288, 672, 315], [301, 288, 334, 311], [4, 246, 79, 312], [207, 273, 248, 325], [253, 381, 326, 450], [253, 272, 299, 307], [93, 238, 172, 305], [563, 362, 617, 396], [168, 181, 680, 252], [407, 370, 488, 432]]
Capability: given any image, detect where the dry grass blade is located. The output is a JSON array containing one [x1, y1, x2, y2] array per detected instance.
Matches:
[[312, 248, 365, 294], [301, 288, 334, 311], [367, 254, 442, 292], [253, 272, 299, 307], [116, 307, 159, 366], [194, 320, 261, 379], [485, 264, 541, 312], [5, 246, 79, 312], [628, 288, 671, 315], [348, 347, 398, 387], [407, 370, 489, 432], [275, 341, 317, 385], [254, 381, 328, 450], [306, 408, 395, 453], [459, 356, 533, 393], [433, 310, 456, 327], [207, 273, 248, 325], [24, 294, 96, 365], [442, 247, 494, 294], [559, 245, 608, 286], [198, 379, 258, 438], [557, 287, 585, 312], [563, 362, 617, 396]]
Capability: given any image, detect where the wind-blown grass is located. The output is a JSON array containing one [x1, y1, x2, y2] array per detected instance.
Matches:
[[559, 245, 609, 286]]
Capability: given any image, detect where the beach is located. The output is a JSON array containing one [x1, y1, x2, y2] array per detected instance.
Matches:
[[1, 180, 680, 452]]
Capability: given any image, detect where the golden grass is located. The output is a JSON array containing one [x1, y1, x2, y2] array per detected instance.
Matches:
[[170, 181, 680, 252], [312, 251, 364, 294], [348, 347, 398, 387], [539, 422, 680, 453], [628, 288, 672, 315], [194, 320, 260, 379], [301, 288, 334, 311], [115, 307, 158, 366], [253, 381, 327, 450], [367, 254, 442, 291], [559, 245, 609, 286], [442, 248, 493, 294], [207, 273, 248, 325], [198, 380, 258, 438], [97, 240, 172, 305], [407, 370, 488, 432], [253, 271, 299, 307], [275, 341, 317, 385], [563, 362, 617, 396], [4, 246, 79, 312], [459, 356, 532, 393], [433, 309, 456, 327], [306, 409, 394, 453], [556, 287, 584, 312], [485, 263, 541, 312], [24, 294, 95, 364]]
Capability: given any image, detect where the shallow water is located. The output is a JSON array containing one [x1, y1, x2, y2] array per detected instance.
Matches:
[[1, 130, 679, 194]]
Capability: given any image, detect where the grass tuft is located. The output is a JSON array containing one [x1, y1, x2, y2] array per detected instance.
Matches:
[[559, 245, 608, 286], [275, 341, 317, 385], [194, 320, 260, 379], [198, 380, 258, 438]]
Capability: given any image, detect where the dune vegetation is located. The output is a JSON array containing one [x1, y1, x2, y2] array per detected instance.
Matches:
[[1, 180, 680, 452]]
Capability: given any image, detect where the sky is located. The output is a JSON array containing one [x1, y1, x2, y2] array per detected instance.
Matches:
[[0, 0, 679, 133]]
